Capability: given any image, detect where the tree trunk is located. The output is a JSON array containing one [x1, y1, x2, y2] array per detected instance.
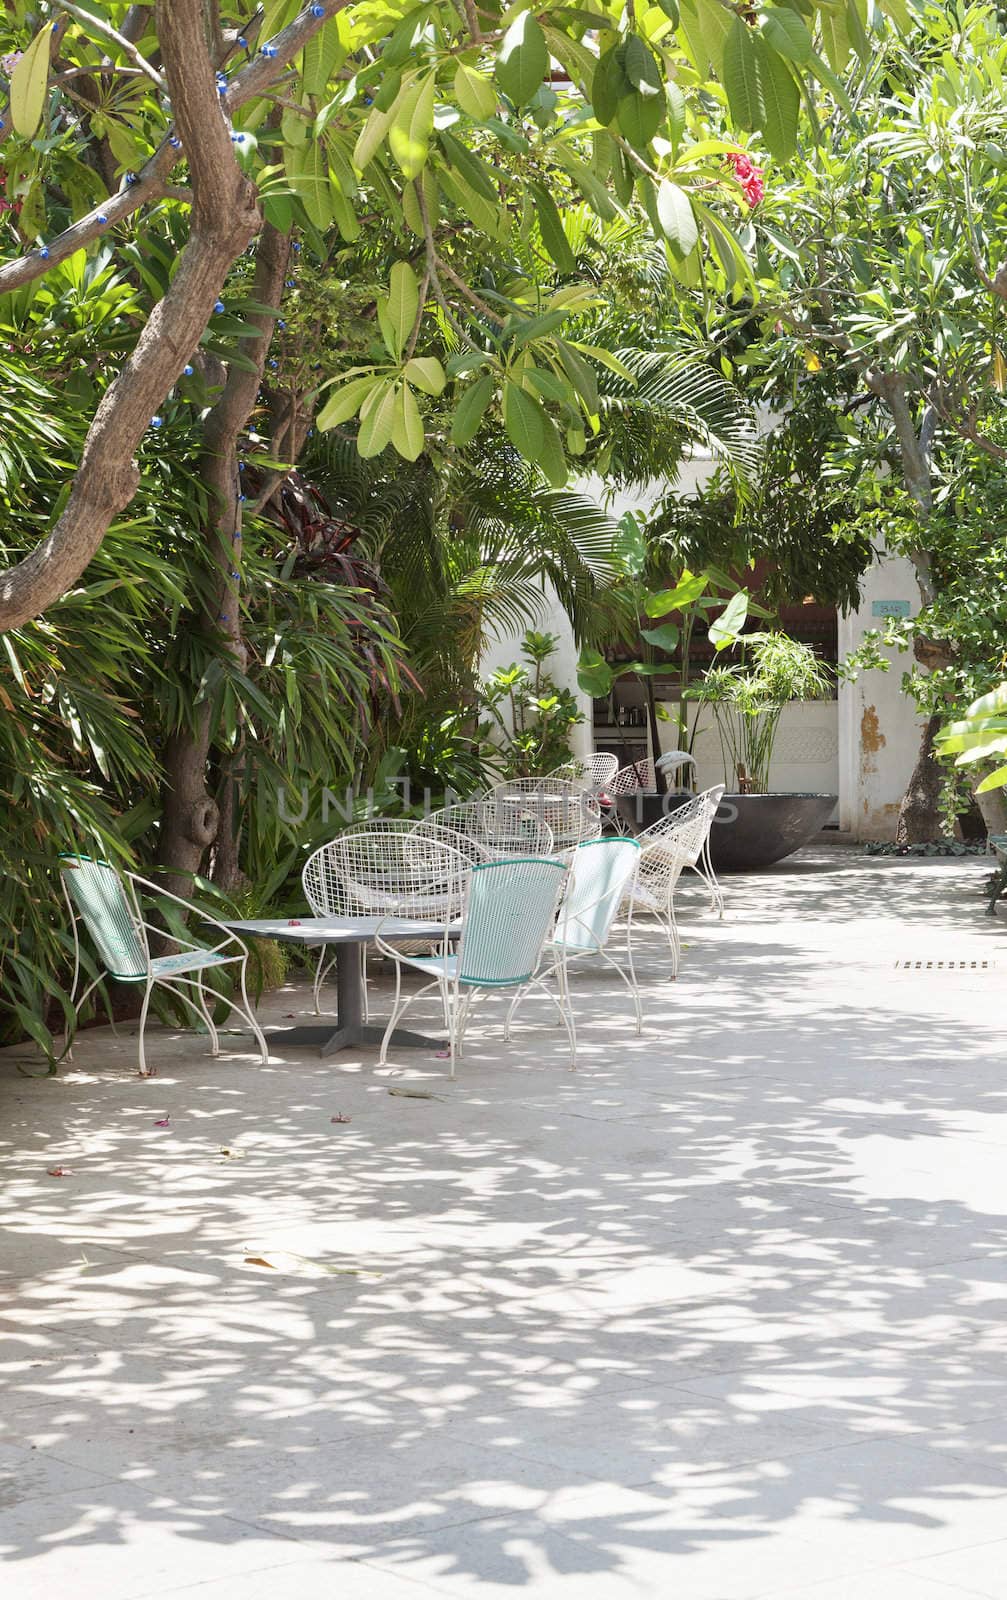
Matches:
[[876, 380, 948, 841], [159, 223, 291, 896], [895, 713, 945, 846], [644, 676, 667, 793]]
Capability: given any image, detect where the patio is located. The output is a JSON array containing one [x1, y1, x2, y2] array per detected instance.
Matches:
[[2, 843, 1007, 1599]]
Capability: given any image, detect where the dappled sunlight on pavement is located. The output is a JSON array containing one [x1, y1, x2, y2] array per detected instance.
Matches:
[[3, 845, 1007, 1598]]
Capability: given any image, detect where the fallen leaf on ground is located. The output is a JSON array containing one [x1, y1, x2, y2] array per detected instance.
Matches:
[[388, 1087, 445, 1100], [330, 1113, 351, 1124], [242, 1251, 380, 1278], [47, 1167, 71, 1177], [218, 1146, 244, 1159]]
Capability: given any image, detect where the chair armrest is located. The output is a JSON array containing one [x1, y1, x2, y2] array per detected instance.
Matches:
[[126, 872, 250, 959]]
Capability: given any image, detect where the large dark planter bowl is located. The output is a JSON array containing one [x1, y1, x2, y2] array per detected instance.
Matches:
[[615, 791, 837, 872]]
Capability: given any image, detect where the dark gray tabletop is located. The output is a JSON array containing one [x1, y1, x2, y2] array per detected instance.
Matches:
[[223, 915, 459, 947]]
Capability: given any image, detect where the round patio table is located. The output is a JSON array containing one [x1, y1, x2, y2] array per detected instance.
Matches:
[[223, 914, 458, 1057]]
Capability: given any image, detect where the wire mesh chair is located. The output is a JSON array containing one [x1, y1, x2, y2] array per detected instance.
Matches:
[[548, 753, 619, 799], [604, 752, 698, 833], [375, 855, 572, 1076], [509, 836, 643, 1043], [60, 853, 268, 1077], [418, 799, 553, 857], [622, 817, 697, 976], [659, 784, 726, 918], [303, 820, 481, 1016], [490, 776, 602, 853]]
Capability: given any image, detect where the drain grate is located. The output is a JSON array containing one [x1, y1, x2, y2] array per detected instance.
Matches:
[[893, 958, 996, 970]]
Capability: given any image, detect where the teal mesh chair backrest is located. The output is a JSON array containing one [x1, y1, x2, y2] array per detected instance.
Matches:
[[556, 838, 641, 953], [457, 858, 567, 988], [60, 856, 148, 982]]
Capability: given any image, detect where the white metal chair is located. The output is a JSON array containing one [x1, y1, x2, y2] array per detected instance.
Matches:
[[303, 820, 480, 1016], [662, 784, 726, 918], [623, 817, 696, 975], [60, 853, 268, 1077], [511, 835, 643, 1045], [548, 752, 619, 799], [605, 751, 697, 832], [376, 854, 573, 1076], [418, 799, 553, 857], [490, 776, 602, 853]]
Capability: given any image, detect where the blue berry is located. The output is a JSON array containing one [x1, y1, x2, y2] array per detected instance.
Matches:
[[183, 364, 194, 376], [151, 416, 163, 428], [261, 44, 278, 58], [0, 119, 5, 132], [238, 495, 247, 503], [311, 3, 325, 14], [292, 241, 301, 253], [97, 213, 107, 225], [231, 132, 244, 143], [238, 35, 248, 47], [169, 134, 181, 149], [268, 359, 278, 369], [238, 461, 246, 472], [285, 279, 296, 287], [39, 246, 49, 259], [214, 299, 225, 313], [277, 318, 286, 330], [125, 172, 137, 185]]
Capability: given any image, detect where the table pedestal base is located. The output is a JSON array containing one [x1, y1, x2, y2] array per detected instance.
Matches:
[[265, 1023, 446, 1058]]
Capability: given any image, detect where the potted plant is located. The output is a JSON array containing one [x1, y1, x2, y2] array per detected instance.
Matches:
[[690, 633, 838, 870]]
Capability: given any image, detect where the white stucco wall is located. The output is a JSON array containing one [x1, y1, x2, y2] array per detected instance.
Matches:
[[656, 699, 839, 807], [837, 551, 926, 841]]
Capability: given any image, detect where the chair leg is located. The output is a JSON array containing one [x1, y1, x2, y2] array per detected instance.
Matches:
[[555, 958, 577, 1069], [379, 961, 404, 1067], [313, 950, 339, 1015], [194, 979, 220, 1056], [236, 960, 269, 1065], [361, 943, 370, 1025], [137, 980, 154, 1077], [669, 896, 682, 975], [453, 989, 479, 1075], [625, 921, 642, 1036]]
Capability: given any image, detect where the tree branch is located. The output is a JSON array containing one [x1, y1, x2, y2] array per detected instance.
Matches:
[[0, 1, 348, 295], [0, 0, 264, 632], [52, 0, 165, 88]]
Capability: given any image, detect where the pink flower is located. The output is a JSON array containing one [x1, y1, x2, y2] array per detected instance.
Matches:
[[727, 150, 765, 208]]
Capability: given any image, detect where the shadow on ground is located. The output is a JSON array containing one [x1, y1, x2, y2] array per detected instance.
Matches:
[[2, 847, 1006, 1598]]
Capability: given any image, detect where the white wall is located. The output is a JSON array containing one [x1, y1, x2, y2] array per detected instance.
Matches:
[[837, 551, 926, 841], [655, 699, 839, 816]]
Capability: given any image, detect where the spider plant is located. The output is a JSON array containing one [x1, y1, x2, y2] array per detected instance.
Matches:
[[695, 634, 834, 793]]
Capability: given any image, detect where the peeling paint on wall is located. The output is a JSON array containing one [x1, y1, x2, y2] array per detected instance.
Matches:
[[859, 704, 887, 784]]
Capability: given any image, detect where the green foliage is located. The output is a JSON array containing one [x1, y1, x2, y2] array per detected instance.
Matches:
[[694, 633, 833, 791], [648, 389, 874, 613], [481, 632, 584, 778], [938, 681, 1007, 795]]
